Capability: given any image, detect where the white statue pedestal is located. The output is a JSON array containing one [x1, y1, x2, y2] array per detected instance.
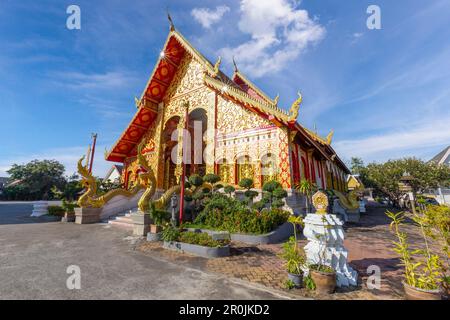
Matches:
[[359, 200, 366, 213], [31, 201, 48, 217], [303, 213, 358, 287]]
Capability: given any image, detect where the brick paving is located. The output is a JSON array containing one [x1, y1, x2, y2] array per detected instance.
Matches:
[[138, 202, 436, 300]]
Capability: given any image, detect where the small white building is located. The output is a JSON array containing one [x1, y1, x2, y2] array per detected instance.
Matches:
[[103, 165, 123, 184], [427, 145, 450, 205]]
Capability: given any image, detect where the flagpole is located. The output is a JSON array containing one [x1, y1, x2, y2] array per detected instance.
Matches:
[[89, 133, 97, 174]]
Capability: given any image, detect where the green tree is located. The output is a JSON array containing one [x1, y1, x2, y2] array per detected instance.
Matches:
[[350, 157, 365, 175], [364, 158, 450, 206], [7, 159, 66, 200]]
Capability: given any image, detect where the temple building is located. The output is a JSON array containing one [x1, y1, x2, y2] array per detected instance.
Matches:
[[104, 25, 350, 201]]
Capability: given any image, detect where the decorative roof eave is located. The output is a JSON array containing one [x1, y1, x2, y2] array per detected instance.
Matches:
[[204, 74, 289, 122], [302, 126, 329, 145], [105, 108, 152, 162], [232, 70, 276, 105]]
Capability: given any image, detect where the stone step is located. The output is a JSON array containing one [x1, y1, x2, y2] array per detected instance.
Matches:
[[108, 220, 133, 230], [115, 216, 133, 223]]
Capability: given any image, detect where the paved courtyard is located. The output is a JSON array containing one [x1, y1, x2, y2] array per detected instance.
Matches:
[[139, 202, 420, 300], [0, 201, 432, 300], [0, 202, 291, 300]]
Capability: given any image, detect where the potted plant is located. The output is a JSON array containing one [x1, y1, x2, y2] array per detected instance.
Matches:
[[387, 210, 443, 300], [61, 199, 77, 222], [309, 263, 336, 294], [148, 202, 170, 234], [279, 215, 305, 288]]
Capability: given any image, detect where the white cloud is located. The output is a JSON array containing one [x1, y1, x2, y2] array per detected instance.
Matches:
[[191, 5, 230, 29], [333, 118, 450, 162], [219, 0, 325, 78], [49, 70, 138, 91]]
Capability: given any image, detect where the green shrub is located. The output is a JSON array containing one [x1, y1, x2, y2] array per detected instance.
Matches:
[[203, 173, 221, 185], [272, 199, 284, 208], [224, 185, 235, 196], [148, 202, 170, 226], [262, 180, 281, 193], [178, 231, 229, 247], [162, 226, 180, 242], [61, 199, 78, 214], [48, 205, 65, 216], [238, 178, 254, 190], [194, 194, 289, 234], [188, 174, 203, 188]]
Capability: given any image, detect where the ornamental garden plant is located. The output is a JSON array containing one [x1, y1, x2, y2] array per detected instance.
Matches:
[[386, 208, 447, 300], [182, 177, 290, 235]]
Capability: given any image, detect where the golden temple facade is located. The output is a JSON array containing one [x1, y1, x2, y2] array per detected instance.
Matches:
[[105, 26, 349, 193]]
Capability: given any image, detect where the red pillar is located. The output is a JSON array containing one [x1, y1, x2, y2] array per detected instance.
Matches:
[[179, 108, 189, 224]]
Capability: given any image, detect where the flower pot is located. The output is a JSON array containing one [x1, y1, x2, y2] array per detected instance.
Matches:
[[287, 272, 303, 288], [310, 270, 336, 294], [150, 224, 162, 234], [403, 282, 442, 300]]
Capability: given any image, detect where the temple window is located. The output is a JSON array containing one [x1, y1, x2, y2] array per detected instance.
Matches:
[[261, 153, 277, 185], [236, 155, 254, 183], [217, 158, 231, 184]]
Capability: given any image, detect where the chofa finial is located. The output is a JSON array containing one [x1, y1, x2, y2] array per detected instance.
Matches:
[[288, 91, 302, 122], [326, 129, 334, 145], [212, 56, 221, 77], [167, 10, 175, 31], [232, 56, 238, 73], [273, 94, 279, 106]]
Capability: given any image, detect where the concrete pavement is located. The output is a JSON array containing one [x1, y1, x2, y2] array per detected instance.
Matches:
[[0, 202, 289, 300]]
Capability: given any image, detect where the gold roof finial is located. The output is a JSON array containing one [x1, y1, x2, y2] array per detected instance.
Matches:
[[326, 129, 334, 145], [212, 56, 221, 77], [273, 94, 279, 106], [134, 97, 140, 108], [288, 91, 302, 122], [232, 56, 238, 73], [167, 10, 175, 31]]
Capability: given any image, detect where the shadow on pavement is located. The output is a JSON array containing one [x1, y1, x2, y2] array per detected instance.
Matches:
[[0, 202, 60, 225]]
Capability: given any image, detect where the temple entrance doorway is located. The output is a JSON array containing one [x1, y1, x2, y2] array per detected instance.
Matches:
[[186, 108, 207, 177], [162, 116, 180, 190]]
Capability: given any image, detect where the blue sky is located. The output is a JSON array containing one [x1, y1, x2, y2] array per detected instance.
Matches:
[[1, 0, 449, 177]]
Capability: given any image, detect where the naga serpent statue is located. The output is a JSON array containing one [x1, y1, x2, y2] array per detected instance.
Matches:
[[333, 190, 360, 211], [77, 138, 214, 213], [136, 139, 156, 213], [76, 156, 144, 208]]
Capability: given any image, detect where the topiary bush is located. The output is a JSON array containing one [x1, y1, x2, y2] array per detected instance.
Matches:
[[238, 178, 254, 190], [224, 185, 235, 196]]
